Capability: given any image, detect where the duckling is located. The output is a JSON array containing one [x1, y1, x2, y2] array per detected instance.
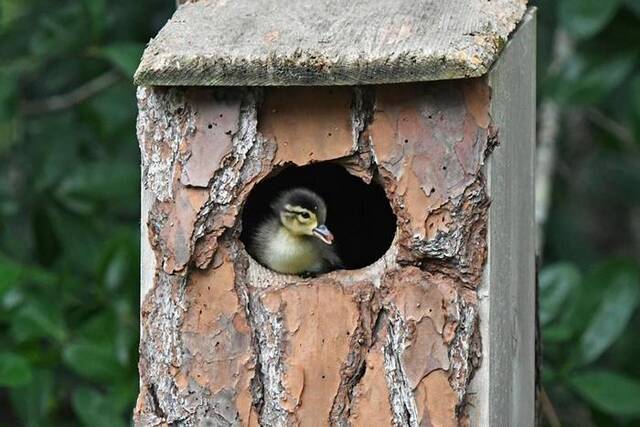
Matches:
[[250, 188, 341, 275]]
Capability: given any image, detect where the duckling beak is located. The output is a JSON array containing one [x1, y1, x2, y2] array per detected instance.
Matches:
[[312, 224, 334, 245]]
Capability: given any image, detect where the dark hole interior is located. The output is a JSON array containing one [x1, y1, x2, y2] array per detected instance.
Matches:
[[240, 163, 396, 272]]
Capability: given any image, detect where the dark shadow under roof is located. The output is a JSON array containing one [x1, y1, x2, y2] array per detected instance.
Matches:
[[135, 0, 528, 86]]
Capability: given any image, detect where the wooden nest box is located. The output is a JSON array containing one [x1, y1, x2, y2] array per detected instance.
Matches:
[[134, 1, 536, 425]]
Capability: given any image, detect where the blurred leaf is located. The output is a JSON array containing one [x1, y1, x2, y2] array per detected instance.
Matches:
[[0, 0, 28, 28], [582, 154, 640, 206], [559, 0, 622, 39], [63, 341, 122, 382], [85, 81, 138, 144], [539, 262, 581, 326], [569, 370, 640, 416], [2, 288, 24, 310], [77, 312, 117, 343], [0, 256, 59, 289], [0, 352, 32, 387], [544, 260, 637, 345], [547, 49, 638, 105], [631, 75, 640, 142], [9, 370, 54, 427], [30, 8, 85, 57], [100, 42, 144, 77], [72, 388, 126, 427], [11, 300, 67, 342], [542, 364, 559, 384], [46, 206, 105, 274], [113, 299, 135, 365], [32, 205, 62, 266], [0, 69, 18, 121], [0, 255, 23, 298], [543, 322, 574, 343], [0, 0, 171, 424], [104, 246, 129, 291], [75, 308, 135, 368], [626, 0, 640, 17], [80, 0, 105, 40], [633, 75, 640, 114], [97, 235, 137, 293], [56, 161, 139, 214], [573, 266, 640, 366], [0, 116, 21, 153], [109, 379, 139, 413]]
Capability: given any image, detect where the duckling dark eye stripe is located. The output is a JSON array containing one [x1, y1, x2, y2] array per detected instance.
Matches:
[[284, 208, 310, 216]]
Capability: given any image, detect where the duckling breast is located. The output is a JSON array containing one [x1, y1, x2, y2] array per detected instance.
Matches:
[[262, 228, 324, 274]]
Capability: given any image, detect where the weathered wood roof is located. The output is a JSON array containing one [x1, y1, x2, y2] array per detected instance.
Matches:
[[135, 0, 528, 86]]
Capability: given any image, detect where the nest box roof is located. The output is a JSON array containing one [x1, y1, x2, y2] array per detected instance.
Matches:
[[135, 0, 528, 86]]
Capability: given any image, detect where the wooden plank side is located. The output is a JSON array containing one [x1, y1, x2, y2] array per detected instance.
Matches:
[[135, 0, 527, 86], [470, 9, 536, 427]]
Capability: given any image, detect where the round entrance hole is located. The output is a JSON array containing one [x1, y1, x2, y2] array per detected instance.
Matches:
[[240, 163, 396, 273]]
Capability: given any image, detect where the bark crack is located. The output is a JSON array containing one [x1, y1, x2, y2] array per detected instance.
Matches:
[[147, 383, 167, 420], [247, 290, 290, 426], [384, 309, 420, 427], [329, 291, 381, 425]]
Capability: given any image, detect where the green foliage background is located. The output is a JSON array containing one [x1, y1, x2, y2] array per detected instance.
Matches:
[[0, 0, 638, 425], [536, 0, 640, 425], [0, 0, 173, 425]]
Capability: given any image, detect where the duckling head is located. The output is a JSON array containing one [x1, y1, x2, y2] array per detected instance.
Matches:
[[272, 188, 334, 245]]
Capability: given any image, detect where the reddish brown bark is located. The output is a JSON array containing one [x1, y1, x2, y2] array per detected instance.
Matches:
[[135, 80, 490, 426]]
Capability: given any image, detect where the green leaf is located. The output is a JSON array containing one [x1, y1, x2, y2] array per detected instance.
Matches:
[[0, 352, 32, 387], [56, 161, 139, 214], [77, 312, 117, 344], [573, 266, 640, 366], [0, 0, 29, 28], [578, 262, 633, 325], [547, 49, 638, 105], [11, 301, 67, 343], [544, 259, 639, 349], [9, 370, 54, 427], [569, 370, 640, 416], [559, 0, 622, 39], [0, 256, 58, 295], [108, 378, 140, 413], [539, 262, 581, 326], [626, 0, 640, 17], [100, 42, 144, 77], [84, 81, 138, 143], [0, 70, 18, 121], [0, 256, 23, 298], [72, 388, 126, 427], [543, 322, 574, 343], [101, 242, 134, 292], [63, 341, 122, 382], [80, 0, 106, 39], [0, 116, 21, 154], [631, 75, 640, 142], [632, 75, 640, 116]]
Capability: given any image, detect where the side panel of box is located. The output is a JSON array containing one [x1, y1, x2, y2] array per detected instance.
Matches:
[[471, 9, 536, 427]]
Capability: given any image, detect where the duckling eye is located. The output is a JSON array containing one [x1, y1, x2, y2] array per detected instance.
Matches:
[[299, 211, 310, 219]]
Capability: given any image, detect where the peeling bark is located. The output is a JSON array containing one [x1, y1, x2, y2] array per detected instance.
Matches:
[[136, 80, 492, 426]]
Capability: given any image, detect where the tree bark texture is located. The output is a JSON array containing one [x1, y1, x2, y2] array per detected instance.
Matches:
[[134, 80, 493, 426]]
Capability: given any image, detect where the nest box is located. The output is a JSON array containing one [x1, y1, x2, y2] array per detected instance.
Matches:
[[134, 1, 536, 426]]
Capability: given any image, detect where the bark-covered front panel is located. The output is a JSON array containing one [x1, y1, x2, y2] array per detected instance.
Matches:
[[135, 81, 490, 426]]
